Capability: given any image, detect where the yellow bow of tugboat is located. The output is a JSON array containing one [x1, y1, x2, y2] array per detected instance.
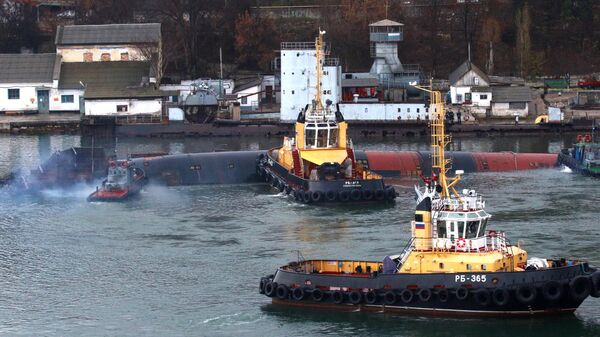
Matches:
[[259, 83, 600, 316], [257, 30, 396, 204]]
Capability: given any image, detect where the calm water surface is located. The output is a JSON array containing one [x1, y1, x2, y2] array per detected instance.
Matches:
[[0, 133, 599, 336]]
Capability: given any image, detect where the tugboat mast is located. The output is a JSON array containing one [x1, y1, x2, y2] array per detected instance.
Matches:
[[314, 29, 325, 113]]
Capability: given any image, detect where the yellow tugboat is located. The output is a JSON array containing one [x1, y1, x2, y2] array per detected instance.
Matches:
[[257, 31, 395, 204], [259, 84, 599, 316]]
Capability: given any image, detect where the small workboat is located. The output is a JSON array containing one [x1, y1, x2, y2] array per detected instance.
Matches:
[[87, 160, 146, 202], [558, 129, 600, 178], [257, 30, 395, 204], [258, 85, 599, 316]]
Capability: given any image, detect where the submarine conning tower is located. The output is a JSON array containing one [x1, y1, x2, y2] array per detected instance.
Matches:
[[368, 19, 422, 97]]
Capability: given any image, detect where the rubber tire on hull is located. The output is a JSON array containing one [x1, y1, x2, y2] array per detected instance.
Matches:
[[384, 291, 397, 305], [339, 190, 351, 202], [474, 289, 491, 307], [569, 275, 592, 301], [542, 281, 563, 301], [264, 281, 277, 297], [374, 190, 385, 201], [437, 289, 449, 302], [349, 291, 363, 305], [311, 191, 323, 203], [332, 291, 345, 304], [400, 289, 413, 304], [301, 191, 311, 204], [292, 287, 306, 301], [385, 186, 396, 200], [325, 191, 337, 202], [365, 291, 378, 304], [591, 271, 600, 298], [350, 189, 362, 201], [259, 278, 266, 294], [418, 289, 432, 302], [311, 288, 325, 302], [492, 288, 510, 306], [276, 284, 290, 299], [516, 284, 537, 304], [362, 190, 374, 201], [455, 286, 469, 301]]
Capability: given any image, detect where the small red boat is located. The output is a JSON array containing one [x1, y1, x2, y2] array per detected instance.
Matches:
[[87, 160, 146, 202]]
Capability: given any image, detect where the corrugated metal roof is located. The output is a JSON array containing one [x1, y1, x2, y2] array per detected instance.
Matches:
[[233, 78, 263, 93], [471, 86, 492, 93], [448, 60, 490, 86], [491, 86, 532, 103], [0, 54, 58, 83], [59, 61, 168, 99], [369, 19, 404, 27], [342, 77, 379, 87], [55, 23, 161, 46]]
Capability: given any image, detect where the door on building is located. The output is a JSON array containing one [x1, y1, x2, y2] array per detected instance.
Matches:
[[37, 90, 50, 113], [265, 85, 273, 103]]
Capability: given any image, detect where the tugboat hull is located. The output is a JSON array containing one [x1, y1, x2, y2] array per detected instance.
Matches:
[[260, 263, 599, 317], [558, 152, 600, 178]]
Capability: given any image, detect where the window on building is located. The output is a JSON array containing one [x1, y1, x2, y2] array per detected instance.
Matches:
[[61, 95, 74, 103], [241, 97, 247, 104], [474, 77, 479, 85], [407, 108, 410, 112], [7, 89, 20, 100], [83, 52, 93, 62], [416, 108, 420, 112], [465, 93, 472, 101], [291, 90, 295, 95], [171, 95, 178, 103], [120, 52, 129, 61], [397, 108, 401, 113], [101, 53, 111, 61], [509, 102, 526, 109], [116, 105, 128, 112], [480, 94, 488, 100]]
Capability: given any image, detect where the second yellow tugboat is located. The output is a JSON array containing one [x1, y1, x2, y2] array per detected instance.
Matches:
[[257, 31, 395, 204], [259, 85, 599, 316]]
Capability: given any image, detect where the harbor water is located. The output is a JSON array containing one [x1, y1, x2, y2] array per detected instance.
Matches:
[[0, 133, 599, 336]]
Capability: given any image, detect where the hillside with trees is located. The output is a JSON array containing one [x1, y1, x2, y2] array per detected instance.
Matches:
[[1, 0, 599, 80]]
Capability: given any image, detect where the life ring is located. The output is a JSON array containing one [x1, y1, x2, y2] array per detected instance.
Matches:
[[591, 271, 600, 298], [325, 190, 337, 202], [418, 288, 432, 302], [492, 288, 510, 306], [455, 286, 469, 300], [349, 290, 363, 305], [332, 290, 345, 304], [365, 290, 378, 304], [384, 291, 397, 305], [339, 190, 351, 202], [292, 287, 306, 301], [362, 190, 374, 201], [474, 289, 491, 306], [310, 190, 323, 203], [577, 134, 584, 142], [276, 284, 290, 299], [585, 134, 592, 142], [350, 189, 362, 201], [437, 288, 450, 302], [515, 284, 537, 304], [374, 190, 385, 201], [264, 281, 277, 297], [400, 289, 414, 303], [456, 238, 467, 249], [542, 280, 563, 301], [311, 288, 325, 302], [569, 275, 591, 301]]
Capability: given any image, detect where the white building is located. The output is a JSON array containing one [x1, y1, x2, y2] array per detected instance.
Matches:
[[55, 23, 161, 63], [449, 61, 490, 105], [280, 41, 341, 121], [233, 78, 263, 112], [0, 53, 66, 114]]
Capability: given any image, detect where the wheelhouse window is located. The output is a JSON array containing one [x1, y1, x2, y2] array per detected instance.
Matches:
[[305, 122, 339, 148], [117, 105, 128, 112], [437, 220, 447, 238], [466, 220, 479, 238], [8, 89, 20, 100], [457, 221, 465, 238]]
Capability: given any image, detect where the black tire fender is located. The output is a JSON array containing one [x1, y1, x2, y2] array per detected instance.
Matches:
[[474, 289, 491, 307], [311, 190, 323, 203], [418, 288, 432, 302], [259, 278, 266, 294], [349, 291, 363, 305], [264, 281, 277, 297], [400, 289, 413, 303], [385, 186, 396, 200], [311, 288, 325, 302], [365, 290, 378, 304], [291, 287, 306, 301], [362, 190, 374, 201], [542, 281, 563, 301], [374, 189, 385, 201], [276, 284, 290, 299], [332, 290, 345, 304], [590, 271, 600, 298], [492, 288, 510, 306], [437, 288, 450, 302], [515, 284, 537, 304], [569, 275, 592, 301], [325, 190, 337, 202], [455, 286, 469, 301], [384, 291, 397, 305], [350, 189, 362, 201], [339, 190, 351, 202]]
